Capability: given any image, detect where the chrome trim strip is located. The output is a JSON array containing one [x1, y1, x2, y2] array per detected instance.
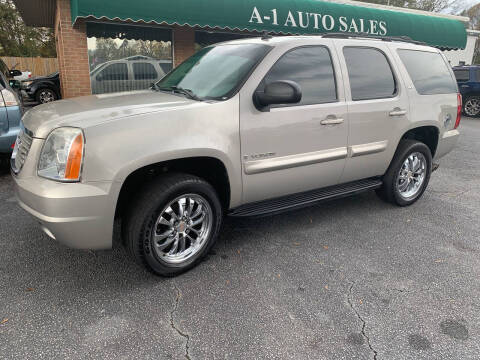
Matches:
[[350, 140, 388, 158], [244, 147, 348, 175]]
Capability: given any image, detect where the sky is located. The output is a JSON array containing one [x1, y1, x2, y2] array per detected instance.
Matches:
[[442, 0, 479, 15]]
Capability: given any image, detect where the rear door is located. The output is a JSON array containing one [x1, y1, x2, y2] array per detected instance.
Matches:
[[334, 41, 410, 183]]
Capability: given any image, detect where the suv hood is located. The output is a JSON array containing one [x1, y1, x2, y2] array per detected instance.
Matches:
[[22, 90, 197, 138]]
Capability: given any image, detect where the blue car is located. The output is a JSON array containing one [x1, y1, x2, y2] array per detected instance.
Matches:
[[453, 65, 480, 117], [0, 60, 23, 165]]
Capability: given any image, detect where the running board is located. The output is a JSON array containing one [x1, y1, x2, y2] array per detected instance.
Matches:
[[229, 178, 382, 217]]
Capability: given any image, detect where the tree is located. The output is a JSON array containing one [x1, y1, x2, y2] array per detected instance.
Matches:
[[464, 3, 480, 64], [356, 0, 462, 13], [0, 0, 56, 57]]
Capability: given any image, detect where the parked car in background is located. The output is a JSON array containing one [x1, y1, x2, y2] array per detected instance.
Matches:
[[21, 72, 61, 104], [12, 35, 461, 276], [0, 63, 23, 166], [90, 56, 172, 94], [14, 70, 32, 82], [453, 65, 480, 117]]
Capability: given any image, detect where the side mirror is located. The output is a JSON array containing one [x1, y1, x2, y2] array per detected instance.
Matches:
[[254, 80, 302, 109], [8, 69, 22, 77], [96, 74, 103, 82]]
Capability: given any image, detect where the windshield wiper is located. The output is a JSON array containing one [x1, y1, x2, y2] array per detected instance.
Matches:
[[156, 85, 202, 101]]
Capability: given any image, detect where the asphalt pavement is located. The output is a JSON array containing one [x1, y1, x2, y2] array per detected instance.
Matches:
[[0, 117, 479, 359]]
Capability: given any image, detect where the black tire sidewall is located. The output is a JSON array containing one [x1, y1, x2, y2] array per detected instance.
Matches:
[[127, 175, 222, 276], [36, 88, 56, 104], [389, 141, 432, 206], [463, 96, 480, 118]]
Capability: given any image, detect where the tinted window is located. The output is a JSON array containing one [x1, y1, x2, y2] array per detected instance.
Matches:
[[343, 47, 396, 101], [87, 23, 172, 94], [454, 69, 470, 82], [99, 63, 128, 81], [262, 46, 337, 106], [158, 62, 172, 74], [398, 50, 457, 95], [133, 63, 158, 80], [476, 69, 480, 82]]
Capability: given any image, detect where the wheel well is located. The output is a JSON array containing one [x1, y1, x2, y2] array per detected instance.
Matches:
[[401, 126, 439, 157], [115, 157, 231, 219]]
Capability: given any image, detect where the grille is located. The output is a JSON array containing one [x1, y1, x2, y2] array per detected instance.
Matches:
[[12, 130, 33, 173]]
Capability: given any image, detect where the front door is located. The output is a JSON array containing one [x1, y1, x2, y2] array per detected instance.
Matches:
[[239, 44, 348, 204]]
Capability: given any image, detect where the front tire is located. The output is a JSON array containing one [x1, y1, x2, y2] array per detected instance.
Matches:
[[376, 140, 432, 206], [123, 173, 223, 276]]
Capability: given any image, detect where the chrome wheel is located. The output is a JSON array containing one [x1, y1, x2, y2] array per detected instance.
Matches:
[[397, 152, 427, 200], [464, 98, 480, 117], [39, 90, 55, 103], [152, 194, 213, 264]]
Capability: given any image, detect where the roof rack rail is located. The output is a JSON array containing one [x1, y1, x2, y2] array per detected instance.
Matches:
[[322, 32, 427, 46]]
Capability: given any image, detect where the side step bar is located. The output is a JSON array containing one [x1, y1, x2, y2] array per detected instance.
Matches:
[[229, 178, 383, 217]]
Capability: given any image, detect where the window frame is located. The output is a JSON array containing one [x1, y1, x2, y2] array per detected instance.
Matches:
[[343, 46, 398, 102], [256, 45, 339, 109], [396, 48, 457, 96], [453, 69, 470, 82]]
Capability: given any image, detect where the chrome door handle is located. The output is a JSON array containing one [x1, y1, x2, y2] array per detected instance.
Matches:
[[460, 85, 469, 88], [320, 118, 344, 125], [389, 109, 407, 117]]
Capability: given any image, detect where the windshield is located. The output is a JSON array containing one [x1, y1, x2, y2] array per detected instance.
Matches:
[[155, 43, 271, 100]]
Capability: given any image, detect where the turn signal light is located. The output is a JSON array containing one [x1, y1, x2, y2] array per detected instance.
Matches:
[[64, 133, 84, 180]]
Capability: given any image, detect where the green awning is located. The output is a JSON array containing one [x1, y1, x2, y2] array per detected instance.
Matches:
[[71, 0, 467, 50]]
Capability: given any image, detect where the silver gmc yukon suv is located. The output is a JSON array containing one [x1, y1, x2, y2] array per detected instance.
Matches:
[[11, 35, 461, 276]]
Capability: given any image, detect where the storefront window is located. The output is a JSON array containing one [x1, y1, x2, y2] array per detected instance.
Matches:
[[194, 31, 254, 51], [87, 23, 172, 94]]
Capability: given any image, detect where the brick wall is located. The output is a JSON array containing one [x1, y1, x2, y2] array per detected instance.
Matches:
[[173, 26, 195, 67], [55, 0, 91, 99]]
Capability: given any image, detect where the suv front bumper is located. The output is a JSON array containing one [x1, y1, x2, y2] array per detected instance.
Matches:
[[12, 174, 117, 250]]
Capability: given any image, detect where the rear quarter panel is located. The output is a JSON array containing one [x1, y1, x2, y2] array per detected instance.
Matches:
[[387, 43, 458, 159]]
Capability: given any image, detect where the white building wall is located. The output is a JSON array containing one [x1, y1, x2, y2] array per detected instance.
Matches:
[[443, 31, 479, 66]]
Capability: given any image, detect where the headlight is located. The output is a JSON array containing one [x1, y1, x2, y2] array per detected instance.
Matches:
[[38, 127, 84, 182], [22, 81, 33, 88]]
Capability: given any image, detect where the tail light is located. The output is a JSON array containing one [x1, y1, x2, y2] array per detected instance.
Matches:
[[455, 93, 462, 129]]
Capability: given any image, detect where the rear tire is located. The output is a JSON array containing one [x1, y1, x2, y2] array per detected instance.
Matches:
[[463, 96, 480, 117], [376, 139, 432, 206], [35, 88, 57, 104], [123, 173, 223, 277]]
